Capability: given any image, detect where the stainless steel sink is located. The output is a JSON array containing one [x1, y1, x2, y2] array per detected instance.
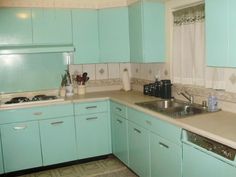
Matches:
[[135, 99, 210, 118]]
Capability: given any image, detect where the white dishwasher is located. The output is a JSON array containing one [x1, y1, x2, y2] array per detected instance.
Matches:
[[182, 130, 236, 177]]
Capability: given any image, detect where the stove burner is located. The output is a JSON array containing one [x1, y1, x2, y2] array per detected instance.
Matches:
[[5, 97, 30, 104], [4, 95, 59, 104], [32, 95, 58, 101]]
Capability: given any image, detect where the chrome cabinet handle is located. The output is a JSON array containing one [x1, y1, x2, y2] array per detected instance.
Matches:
[[159, 142, 169, 149], [116, 107, 122, 111], [133, 128, 141, 134], [51, 121, 64, 125], [13, 125, 27, 130], [86, 106, 97, 109], [146, 120, 152, 125], [116, 119, 123, 123], [33, 112, 42, 116], [86, 117, 98, 120]]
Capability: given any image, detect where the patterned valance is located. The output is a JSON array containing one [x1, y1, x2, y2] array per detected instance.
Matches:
[[173, 4, 205, 26]]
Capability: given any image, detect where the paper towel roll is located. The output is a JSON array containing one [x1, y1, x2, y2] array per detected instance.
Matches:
[[122, 69, 131, 91]]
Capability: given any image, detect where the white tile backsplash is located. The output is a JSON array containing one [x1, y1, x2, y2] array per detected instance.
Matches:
[[96, 64, 108, 80], [108, 63, 120, 79], [83, 64, 96, 80], [69, 64, 83, 76], [131, 63, 141, 79]]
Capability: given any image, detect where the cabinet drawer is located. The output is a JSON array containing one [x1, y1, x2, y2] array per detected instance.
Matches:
[[127, 107, 152, 129], [74, 101, 108, 115], [111, 101, 127, 118], [0, 103, 74, 124], [128, 107, 181, 144]]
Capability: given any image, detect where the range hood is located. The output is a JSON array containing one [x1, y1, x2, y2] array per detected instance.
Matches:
[[0, 44, 75, 54]]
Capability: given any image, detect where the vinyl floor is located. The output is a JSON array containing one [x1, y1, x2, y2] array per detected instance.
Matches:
[[19, 156, 138, 177]]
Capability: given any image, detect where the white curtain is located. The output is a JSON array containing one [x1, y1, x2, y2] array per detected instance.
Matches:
[[172, 4, 226, 90]]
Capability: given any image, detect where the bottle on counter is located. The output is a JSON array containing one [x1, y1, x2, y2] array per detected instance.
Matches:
[[208, 94, 218, 112]]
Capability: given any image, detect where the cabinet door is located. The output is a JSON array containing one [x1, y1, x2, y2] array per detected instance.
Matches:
[[205, 0, 228, 66], [228, 0, 236, 67], [129, 2, 143, 63], [99, 7, 130, 62], [0, 8, 32, 45], [0, 136, 4, 174], [150, 133, 182, 177], [72, 9, 100, 64], [1, 121, 42, 172], [76, 112, 111, 159], [32, 8, 72, 44], [111, 114, 129, 165], [39, 116, 77, 166], [128, 121, 150, 177], [142, 2, 165, 62]]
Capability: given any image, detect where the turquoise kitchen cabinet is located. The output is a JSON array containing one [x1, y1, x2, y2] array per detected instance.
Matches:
[[39, 116, 77, 166], [75, 112, 111, 159], [128, 121, 150, 177], [32, 8, 72, 45], [129, 1, 165, 63], [99, 7, 130, 62], [72, 9, 100, 64], [74, 100, 111, 159], [150, 133, 182, 177], [0, 8, 32, 45], [1, 121, 42, 172], [206, 0, 236, 67], [111, 101, 129, 165], [205, 0, 228, 67], [0, 136, 4, 174]]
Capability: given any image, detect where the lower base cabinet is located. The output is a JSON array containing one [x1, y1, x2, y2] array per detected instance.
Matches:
[[39, 116, 77, 166], [76, 112, 111, 159], [0, 143, 3, 174], [150, 133, 182, 177], [111, 114, 129, 165], [128, 121, 150, 177], [1, 121, 42, 172]]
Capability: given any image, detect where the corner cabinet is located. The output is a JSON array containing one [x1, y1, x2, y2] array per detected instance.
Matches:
[[98, 7, 130, 63], [74, 101, 111, 159], [110, 101, 129, 165], [128, 1, 165, 63], [206, 0, 236, 67], [72, 9, 100, 64]]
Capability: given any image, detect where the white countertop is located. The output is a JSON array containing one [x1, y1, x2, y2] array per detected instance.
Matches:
[[1, 90, 236, 149]]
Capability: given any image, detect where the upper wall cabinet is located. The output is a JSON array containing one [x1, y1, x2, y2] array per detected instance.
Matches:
[[72, 9, 100, 64], [0, 8, 32, 46], [32, 9, 72, 45], [99, 7, 130, 63], [129, 1, 165, 63], [206, 0, 236, 67]]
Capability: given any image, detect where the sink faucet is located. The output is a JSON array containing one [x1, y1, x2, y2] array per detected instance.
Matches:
[[178, 91, 194, 104]]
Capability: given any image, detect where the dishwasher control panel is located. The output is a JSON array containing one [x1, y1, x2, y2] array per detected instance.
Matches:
[[186, 131, 236, 161]]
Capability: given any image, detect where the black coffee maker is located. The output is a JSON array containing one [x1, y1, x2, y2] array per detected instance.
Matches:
[[160, 79, 172, 99]]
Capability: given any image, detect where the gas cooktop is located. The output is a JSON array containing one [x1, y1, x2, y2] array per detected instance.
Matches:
[[1, 94, 64, 108]]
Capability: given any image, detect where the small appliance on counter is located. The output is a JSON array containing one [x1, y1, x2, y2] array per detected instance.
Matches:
[[143, 79, 172, 99]]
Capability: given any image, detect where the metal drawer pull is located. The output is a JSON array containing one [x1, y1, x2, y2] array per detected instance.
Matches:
[[51, 121, 64, 125], [134, 128, 141, 134], [86, 106, 97, 109], [33, 112, 42, 116], [13, 125, 27, 130], [116, 119, 123, 123], [146, 120, 152, 125], [86, 117, 98, 120], [116, 107, 122, 111], [159, 142, 169, 149]]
